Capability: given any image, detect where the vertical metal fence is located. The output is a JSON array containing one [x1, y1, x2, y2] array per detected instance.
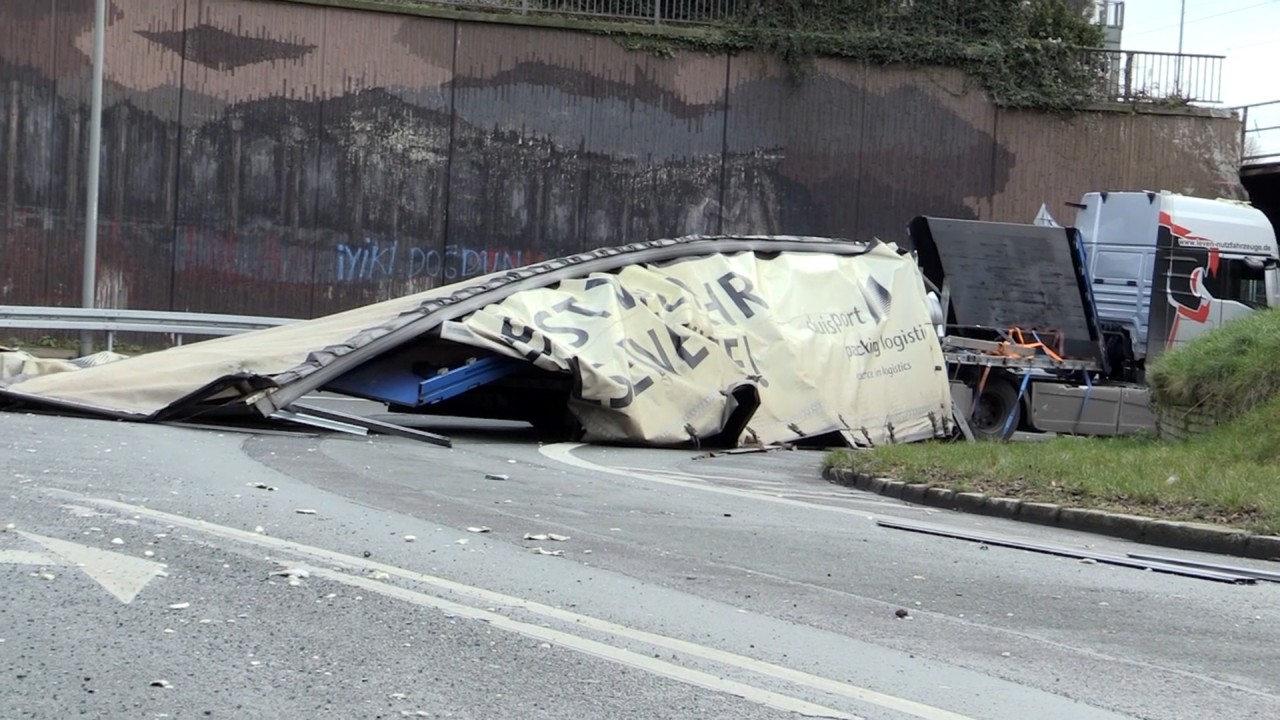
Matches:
[[1086, 49, 1224, 105], [398, 0, 743, 25]]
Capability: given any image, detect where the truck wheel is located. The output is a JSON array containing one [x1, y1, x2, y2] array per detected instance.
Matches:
[[970, 377, 1021, 441]]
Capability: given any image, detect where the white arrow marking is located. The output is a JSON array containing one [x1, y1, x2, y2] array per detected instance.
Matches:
[[0, 549, 58, 565], [15, 531, 164, 604]]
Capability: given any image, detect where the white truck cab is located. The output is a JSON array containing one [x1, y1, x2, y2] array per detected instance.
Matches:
[[1075, 191, 1280, 367]]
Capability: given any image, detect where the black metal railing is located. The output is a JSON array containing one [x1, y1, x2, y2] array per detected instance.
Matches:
[[1240, 100, 1280, 165], [1084, 48, 1224, 105], [396, 0, 742, 25]]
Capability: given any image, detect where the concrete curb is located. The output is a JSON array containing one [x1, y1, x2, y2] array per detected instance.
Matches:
[[823, 467, 1280, 561]]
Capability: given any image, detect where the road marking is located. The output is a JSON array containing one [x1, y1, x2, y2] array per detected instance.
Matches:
[[618, 466, 921, 508], [8, 531, 165, 604], [308, 567, 858, 720], [86, 497, 977, 720], [0, 549, 57, 565], [543, 443, 883, 520]]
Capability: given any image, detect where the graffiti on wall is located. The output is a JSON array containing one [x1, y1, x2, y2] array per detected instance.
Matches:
[[334, 239, 548, 282]]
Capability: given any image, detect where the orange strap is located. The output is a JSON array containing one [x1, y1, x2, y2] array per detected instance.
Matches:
[[1003, 327, 1064, 362]]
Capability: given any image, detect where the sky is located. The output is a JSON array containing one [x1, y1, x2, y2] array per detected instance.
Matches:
[[1116, 0, 1280, 158]]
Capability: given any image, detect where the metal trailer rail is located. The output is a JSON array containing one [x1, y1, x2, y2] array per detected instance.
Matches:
[[0, 306, 300, 350], [942, 350, 1100, 374]]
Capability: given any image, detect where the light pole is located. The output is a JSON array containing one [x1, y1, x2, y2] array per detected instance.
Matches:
[[1175, 0, 1186, 96], [80, 0, 105, 357]]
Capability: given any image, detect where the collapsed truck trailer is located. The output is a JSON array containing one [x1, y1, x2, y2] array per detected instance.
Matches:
[[913, 191, 1280, 440], [0, 236, 958, 449]]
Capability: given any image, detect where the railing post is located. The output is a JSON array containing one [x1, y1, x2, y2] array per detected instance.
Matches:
[[653, 0, 661, 24], [1123, 52, 1134, 102]]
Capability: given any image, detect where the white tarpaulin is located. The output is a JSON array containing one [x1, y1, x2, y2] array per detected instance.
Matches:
[[446, 245, 952, 445], [0, 236, 955, 446]]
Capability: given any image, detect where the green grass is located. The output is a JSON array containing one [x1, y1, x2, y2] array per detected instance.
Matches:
[[1148, 307, 1280, 420], [825, 396, 1280, 535]]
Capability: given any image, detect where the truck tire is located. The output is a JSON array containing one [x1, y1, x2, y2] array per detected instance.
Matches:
[[970, 376, 1021, 441]]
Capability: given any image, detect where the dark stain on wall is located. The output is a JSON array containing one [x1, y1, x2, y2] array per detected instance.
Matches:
[[0, 0, 1244, 319]]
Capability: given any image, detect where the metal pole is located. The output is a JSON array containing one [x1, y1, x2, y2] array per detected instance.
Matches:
[[1175, 0, 1186, 96], [80, 0, 106, 357]]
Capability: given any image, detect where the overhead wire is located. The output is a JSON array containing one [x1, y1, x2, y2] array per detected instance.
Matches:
[[1124, 0, 1279, 40]]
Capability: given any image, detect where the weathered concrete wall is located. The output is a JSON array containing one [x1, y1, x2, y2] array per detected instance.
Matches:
[[0, 0, 1246, 318]]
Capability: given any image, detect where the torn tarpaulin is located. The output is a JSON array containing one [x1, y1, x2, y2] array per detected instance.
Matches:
[[0, 236, 954, 447]]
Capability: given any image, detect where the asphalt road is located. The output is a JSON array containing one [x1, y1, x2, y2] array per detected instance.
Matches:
[[1, 404, 1278, 720]]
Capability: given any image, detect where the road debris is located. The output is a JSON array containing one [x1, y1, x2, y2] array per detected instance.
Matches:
[[270, 567, 311, 580], [485, 473, 509, 481], [295, 509, 318, 515], [150, 679, 172, 688], [167, 602, 190, 610], [529, 547, 563, 556], [466, 526, 491, 533], [38, 572, 55, 581], [455, 539, 469, 545], [894, 609, 910, 619], [404, 535, 417, 542], [248, 483, 278, 491], [371, 571, 391, 581], [254, 526, 266, 534], [524, 533, 570, 542], [110, 538, 124, 545]]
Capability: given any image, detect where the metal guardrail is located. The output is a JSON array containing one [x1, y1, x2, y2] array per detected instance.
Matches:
[[397, 0, 741, 25], [1087, 48, 1224, 104], [0, 306, 299, 351], [1241, 100, 1280, 166]]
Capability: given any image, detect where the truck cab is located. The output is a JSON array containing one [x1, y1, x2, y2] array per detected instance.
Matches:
[[1075, 191, 1280, 382]]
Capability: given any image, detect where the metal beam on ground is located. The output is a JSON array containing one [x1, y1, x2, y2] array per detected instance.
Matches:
[[875, 518, 1256, 585], [287, 403, 452, 448]]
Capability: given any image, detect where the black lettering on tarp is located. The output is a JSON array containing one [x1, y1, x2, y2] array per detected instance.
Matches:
[[668, 327, 709, 369], [701, 283, 735, 325], [621, 333, 676, 375], [621, 326, 711, 376], [532, 296, 610, 349], [570, 360, 655, 410], [723, 336, 768, 388], [716, 272, 767, 320], [500, 317, 552, 362], [585, 277, 637, 310]]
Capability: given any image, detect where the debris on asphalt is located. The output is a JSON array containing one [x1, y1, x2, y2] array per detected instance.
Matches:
[[167, 602, 190, 610], [404, 535, 417, 542], [3, 523, 15, 532], [524, 533, 570, 542], [529, 547, 563, 556], [270, 567, 311, 580], [485, 473, 510, 481], [110, 537, 124, 545], [248, 483, 278, 491], [371, 571, 391, 581], [1079, 558, 1098, 564], [466, 526, 491, 533], [150, 679, 172, 688], [362, 550, 372, 558], [254, 526, 266, 535], [1000, 652, 1012, 658], [38, 572, 55, 581], [895, 609, 910, 619], [143, 550, 155, 557], [455, 539, 469, 545], [295, 508, 318, 515], [388, 693, 407, 700]]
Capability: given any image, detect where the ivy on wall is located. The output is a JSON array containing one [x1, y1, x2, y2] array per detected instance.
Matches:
[[308, 0, 1111, 110]]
